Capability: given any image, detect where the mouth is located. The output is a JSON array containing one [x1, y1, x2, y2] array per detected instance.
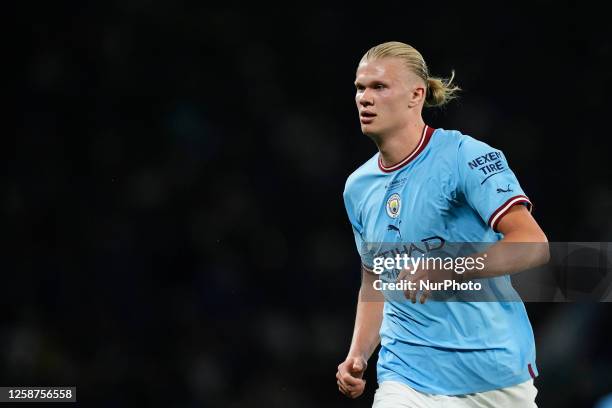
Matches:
[[360, 112, 376, 124]]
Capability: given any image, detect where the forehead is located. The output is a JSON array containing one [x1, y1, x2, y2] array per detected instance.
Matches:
[[355, 57, 408, 83]]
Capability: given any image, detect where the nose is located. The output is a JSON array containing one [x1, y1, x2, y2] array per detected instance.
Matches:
[[358, 89, 374, 107]]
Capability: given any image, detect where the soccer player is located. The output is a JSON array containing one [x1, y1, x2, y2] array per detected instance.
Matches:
[[336, 41, 549, 407]]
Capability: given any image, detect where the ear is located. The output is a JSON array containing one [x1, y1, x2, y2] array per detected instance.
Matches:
[[408, 85, 426, 108]]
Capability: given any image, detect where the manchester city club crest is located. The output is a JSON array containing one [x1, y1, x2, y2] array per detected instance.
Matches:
[[386, 193, 401, 218]]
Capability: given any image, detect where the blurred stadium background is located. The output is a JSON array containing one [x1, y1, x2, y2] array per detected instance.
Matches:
[[8, 1, 612, 406]]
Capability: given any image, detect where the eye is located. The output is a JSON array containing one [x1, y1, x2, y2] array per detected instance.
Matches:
[[355, 85, 364, 92], [375, 84, 385, 90]]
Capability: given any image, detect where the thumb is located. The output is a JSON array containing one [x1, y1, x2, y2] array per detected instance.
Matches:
[[352, 359, 364, 371], [397, 266, 412, 282]]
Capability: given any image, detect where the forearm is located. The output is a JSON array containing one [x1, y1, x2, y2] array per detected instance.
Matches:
[[463, 230, 549, 280], [347, 277, 384, 360]]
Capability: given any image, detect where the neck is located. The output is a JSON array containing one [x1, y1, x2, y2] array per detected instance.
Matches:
[[375, 119, 426, 168]]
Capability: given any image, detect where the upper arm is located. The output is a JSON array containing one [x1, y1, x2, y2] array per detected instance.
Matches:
[[496, 204, 547, 242], [344, 184, 375, 270], [456, 136, 533, 232]]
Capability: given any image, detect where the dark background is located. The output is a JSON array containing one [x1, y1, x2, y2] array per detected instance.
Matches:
[[8, 1, 612, 407]]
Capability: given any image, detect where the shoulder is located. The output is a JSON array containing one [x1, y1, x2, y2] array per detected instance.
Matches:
[[430, 128, 491, 152], [431, 128, 502, 165], [430, 127, 464, 145], [454, 131, 499, 157]]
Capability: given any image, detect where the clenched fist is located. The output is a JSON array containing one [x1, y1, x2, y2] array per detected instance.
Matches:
[[336, 356, 368, 398]]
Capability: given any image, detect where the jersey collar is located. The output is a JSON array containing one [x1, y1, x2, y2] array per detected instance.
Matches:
[[378, 125, 435, 173]]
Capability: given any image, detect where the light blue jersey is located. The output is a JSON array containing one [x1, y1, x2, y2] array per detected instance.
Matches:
[[343, 125, 538, 395]]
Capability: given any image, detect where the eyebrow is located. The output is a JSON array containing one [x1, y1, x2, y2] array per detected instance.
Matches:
[[354, 80, 386, 87]]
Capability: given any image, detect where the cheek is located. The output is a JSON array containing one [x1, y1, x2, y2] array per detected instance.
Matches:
[[385, 95, 406, 113]]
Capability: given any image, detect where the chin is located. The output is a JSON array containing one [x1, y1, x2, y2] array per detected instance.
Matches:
[[361, 124, 380, 138], [360, 123, 373, 132]]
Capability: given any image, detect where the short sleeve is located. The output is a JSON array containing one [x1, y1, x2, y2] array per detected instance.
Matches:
[[457, 136, 532, 232], [343, 189, 375, 270]]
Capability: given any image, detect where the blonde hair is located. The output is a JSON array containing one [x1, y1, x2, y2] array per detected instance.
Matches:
[[360, 41, 460, 108]]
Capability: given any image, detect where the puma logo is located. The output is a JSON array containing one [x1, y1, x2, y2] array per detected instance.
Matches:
[[496, 184, 513, 193], [387, 221, 402, 240]]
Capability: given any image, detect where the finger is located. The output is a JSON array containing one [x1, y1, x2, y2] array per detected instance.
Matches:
[[338, 378, 353, 392], [403, 278, 413, 300], [396, 265, 413, 282], [404, 287, 414, 302], [337, 380, 349, 395], [342, 372, 357, 386], [337, 371, 350, 389], [339, 372, 357, 389], [336, 371, 346, 385], [349, 383, 365, 399], [337, 364, 350, 378], [342, 373, 357, 386], [343, 374, 365, 387], [419, 289, 429, 304]]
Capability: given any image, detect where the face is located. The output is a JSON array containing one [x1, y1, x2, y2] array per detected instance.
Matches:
[[354, 57, 424, 137]]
